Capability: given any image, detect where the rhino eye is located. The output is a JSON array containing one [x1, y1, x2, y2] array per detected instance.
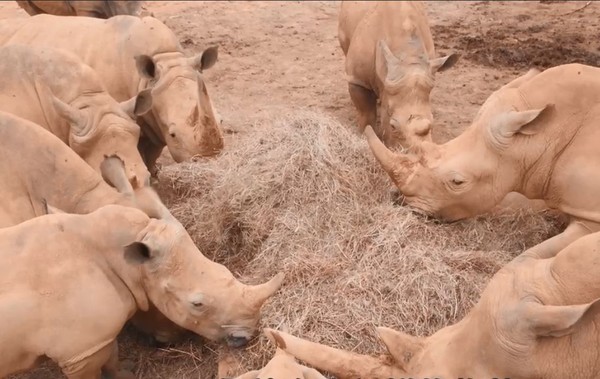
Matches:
[[191, 300, 204, 307], [447, 174, 467, 190]]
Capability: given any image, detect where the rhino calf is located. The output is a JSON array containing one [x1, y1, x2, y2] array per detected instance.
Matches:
[[15, 0, 147, 18], [339, 1, 459, 148], [0, 205, 284, 378], [270, 231, 600, 379], [0, 44, 152, 188], [366, 63, 600, 259]]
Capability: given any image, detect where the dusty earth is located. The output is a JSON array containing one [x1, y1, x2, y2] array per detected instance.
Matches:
[[1, 1, 599, 378]]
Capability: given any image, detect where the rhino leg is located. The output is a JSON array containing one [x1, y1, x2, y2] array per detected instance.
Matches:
[[519, 220, 596, 260], [348, 82, 377, 134], [99, 341, 135, 379], [62, 340, 116, 379]]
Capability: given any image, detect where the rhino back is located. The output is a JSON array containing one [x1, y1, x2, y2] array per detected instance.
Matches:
[[0, 14, 182, 101], [520, 64, 600, 113], [0, 45, 105, 141], [0, 112, 110, 226]]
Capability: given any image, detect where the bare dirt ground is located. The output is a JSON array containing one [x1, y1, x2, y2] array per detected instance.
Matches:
[[1, 1, 599, 378]]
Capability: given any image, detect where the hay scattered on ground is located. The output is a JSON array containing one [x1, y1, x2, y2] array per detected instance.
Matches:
[[141, 111, 566, 378], [12, 111, 565, 379]]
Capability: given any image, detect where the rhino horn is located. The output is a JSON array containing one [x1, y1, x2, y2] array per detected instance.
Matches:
[[247, 272, 285, 310], [264, 329, 407, 379], [364, 125, 417, 188], [100, 155, 134, 196], [52, 96, 89, 136]]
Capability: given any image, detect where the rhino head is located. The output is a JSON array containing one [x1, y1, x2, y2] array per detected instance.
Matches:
[[125, 226, 284, 347], [134, 46, 224, 162], [99, 155, 283, 347], [268, 235, 600, 378], [367, 68, 552, 221], [51, 88, 153, 188], [375, 34, 459, 148]]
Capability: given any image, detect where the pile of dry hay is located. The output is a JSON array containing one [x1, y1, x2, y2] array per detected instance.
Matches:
[[136, 111, 563, 378]]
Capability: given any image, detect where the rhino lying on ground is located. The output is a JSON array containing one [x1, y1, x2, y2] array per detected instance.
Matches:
[[0, 204, 282, 378], [268, 231, 600, 379], [232, 330, 326, 379], [339, 1, 459, 147], [0, 111, 283, 346], [367, 63, 600, 259], [15, 0, 146, 18], [0, 44, 152, 188], [0, 14, 223, 174]]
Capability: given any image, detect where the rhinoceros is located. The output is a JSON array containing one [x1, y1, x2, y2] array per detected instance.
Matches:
[[0, 204, 283, 378], [0, 44, 152, 188], [0, 14, 223, 174], [366, 63, 600, 259], [339, 1, 459, 148], [15, 0, 146, 18], [0, 111, 283, 346], [231, 329, 326, 379], [268, 231, 600, 379]]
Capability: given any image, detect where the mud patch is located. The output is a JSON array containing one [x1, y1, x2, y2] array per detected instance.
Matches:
[[434, 24, 600, 69]]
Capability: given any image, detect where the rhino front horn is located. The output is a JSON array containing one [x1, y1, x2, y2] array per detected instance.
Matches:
[[264, 329, 406, 379], [364, 125, 416, 188], [248, 272, 285, 310]]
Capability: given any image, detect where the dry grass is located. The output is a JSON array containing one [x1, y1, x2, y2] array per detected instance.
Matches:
[[148, 111, 564, 378], [13, 111, 565, 379]]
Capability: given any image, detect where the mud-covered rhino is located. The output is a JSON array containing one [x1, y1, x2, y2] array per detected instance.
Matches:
[[367, 64, 600, 259], [0, 14, 223, 174], [269, 230, 600, 379], [339, 1, 459, 147], [0, 44, 152, 187]]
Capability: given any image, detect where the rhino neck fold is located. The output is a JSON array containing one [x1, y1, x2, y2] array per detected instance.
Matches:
[[103, 245, 150, 315], [517, 111, 587, 202]]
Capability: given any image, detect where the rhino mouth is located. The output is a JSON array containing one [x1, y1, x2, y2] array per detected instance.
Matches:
[[226, 335, 251, 348], [224, 328, 254, 348]]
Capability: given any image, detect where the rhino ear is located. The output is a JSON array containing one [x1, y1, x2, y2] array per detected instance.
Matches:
[[430, 53, 460, 73], [189, 46, 219, 73], [488, 104, 553, 148], [52, 96, 89, 136], [120, 88, 153, 117], [135, 55, 158, 80], [376, 327, 424, 368], [375, 40, 401, 85], [124, 241, 153, 264], [525, 298, 600, 338]]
